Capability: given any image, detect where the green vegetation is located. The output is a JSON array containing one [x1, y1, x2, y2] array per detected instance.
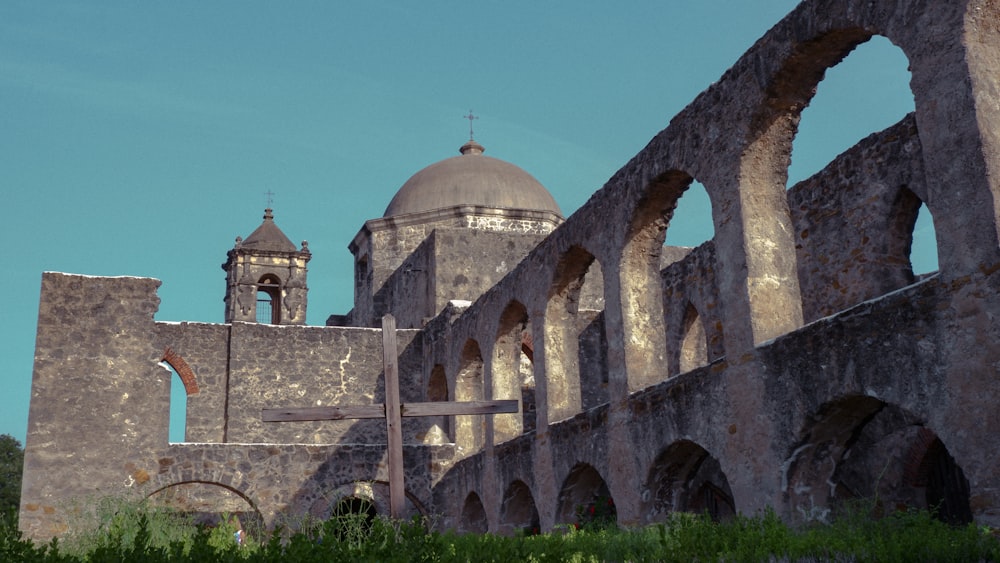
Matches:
[[0, 434, 24, 522], [2, 497, 998, 562]]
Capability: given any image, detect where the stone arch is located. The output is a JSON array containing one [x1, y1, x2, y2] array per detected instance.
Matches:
[[790, 117, 939, 322], [664, 180, 715, 249], [830, 1, 1000, 277], [422, 364, 449, 444], [458, 492, 488, 534], [622, 170, 692, 390], [641, 440, 734, 524], [494, 301, 530, 443], [498, 480, 540, 536], [520, 329, 537, 433], [737, 33, 910, 346], [890, 186, 935, 281], [331, 496, 377, 518], [455, 339, 484, 454], [326, 496, 378, 539], [544, 245, 601, 422], [554, 463, 615, 526], [732, 6, 1000, 340], [906, 429, 972, 525], [146, 480, 264, 532], [159, 349, 199, 444], [909, 201, 938, 276], [302, 480, 426, 523], [354, 254, 370, 305], [677, 302, 708, 374], [784, 395, 972, 525], [787, 36, 914, 186], [256, 274, 282, 324]]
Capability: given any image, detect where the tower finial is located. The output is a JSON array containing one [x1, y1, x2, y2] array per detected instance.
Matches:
[[463, 110, 479, 141], [264, 189, 275, 208]]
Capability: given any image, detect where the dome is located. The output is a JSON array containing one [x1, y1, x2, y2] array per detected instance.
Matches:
[[383, 140, 562, 218]]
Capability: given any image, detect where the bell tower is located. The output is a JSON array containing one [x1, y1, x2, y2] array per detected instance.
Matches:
[[223, 208, 311, 325]]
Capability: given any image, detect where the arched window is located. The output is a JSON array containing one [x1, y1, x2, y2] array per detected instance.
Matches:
[[160, 347, 199, 443], [166, 363, 186, 443], [256, 275, 281, 324]]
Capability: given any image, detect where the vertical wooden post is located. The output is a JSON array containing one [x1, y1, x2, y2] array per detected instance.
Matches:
[[263, 312, 516, 521], [382, 314, 404, 519]]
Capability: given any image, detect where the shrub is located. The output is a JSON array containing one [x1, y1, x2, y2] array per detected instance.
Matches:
[[574, 495, 617, 532], [3, 495, 998, 562]]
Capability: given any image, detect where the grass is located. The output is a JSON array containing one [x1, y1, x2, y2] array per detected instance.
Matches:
[[2, 500, 998, 562]]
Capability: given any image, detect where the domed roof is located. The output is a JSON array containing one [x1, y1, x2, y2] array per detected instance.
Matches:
[[240, 208, 297, 252], [383, 140, 562, 218]]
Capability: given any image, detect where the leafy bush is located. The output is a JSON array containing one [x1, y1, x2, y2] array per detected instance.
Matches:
[[2, 495, 998, 562], [574, 495, 617, 532], [0, 435, 24, 520]]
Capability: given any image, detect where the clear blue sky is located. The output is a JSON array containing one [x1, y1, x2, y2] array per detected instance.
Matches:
[[0, 1, 928, 444]]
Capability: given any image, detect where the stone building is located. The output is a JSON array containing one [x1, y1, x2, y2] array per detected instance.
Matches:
[[20, 0, 1000, 540]]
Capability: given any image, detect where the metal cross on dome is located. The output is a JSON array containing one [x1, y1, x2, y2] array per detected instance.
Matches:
[[463, 110, 479, 140]]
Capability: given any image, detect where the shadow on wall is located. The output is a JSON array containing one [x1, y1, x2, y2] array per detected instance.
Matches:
[[784, 395, 971, 525]]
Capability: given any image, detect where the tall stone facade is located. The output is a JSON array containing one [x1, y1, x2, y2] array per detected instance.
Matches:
[[20, 0, 1000, 541]]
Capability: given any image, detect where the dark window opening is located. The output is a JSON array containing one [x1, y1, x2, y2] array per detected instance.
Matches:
[[257, 275, 281, 324]]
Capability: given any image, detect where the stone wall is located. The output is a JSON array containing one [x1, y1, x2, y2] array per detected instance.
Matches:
[[428, 228, 549, 321], [421, 0, 1000, 532], [21, 273, 168, 538], [21, 0, 1000, 541], [155, 322, 230, 443], [147, 442, 456, 525], [20, 274, 437, 538], [789, 114, 927, 323], [351, 208, 560, 328]]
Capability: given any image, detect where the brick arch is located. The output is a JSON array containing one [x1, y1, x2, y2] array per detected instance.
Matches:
[[493, 301, 530, 443], [160, 348, 199, 395], [640, 439, 734, 524], [621, 170, 693, 390], [554, 462, 615, 527]]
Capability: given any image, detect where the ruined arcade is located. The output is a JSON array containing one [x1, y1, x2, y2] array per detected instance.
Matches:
[[20, 0, 1000, 539]]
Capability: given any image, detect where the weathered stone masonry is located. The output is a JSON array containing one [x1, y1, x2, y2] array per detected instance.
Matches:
[[20, 0, 1000, 540]]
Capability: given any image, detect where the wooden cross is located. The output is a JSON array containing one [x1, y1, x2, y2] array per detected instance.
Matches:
[[262, 314, 518, 519]]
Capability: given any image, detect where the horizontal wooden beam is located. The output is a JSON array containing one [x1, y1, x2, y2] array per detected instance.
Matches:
[[262, 400, 518, 422], [402, 400, 519, 417], [262, 404, 384, 422]]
